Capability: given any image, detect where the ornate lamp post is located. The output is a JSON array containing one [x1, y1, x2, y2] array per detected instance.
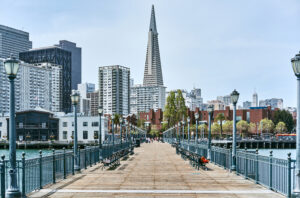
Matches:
[[178, 122, 181, 143], [125, 119, 128, 142], [71, 91, 80, 172], [195, 112, 199, 144], [4, 56, 21, 198], [111, 114, 115, 149], [230, 89, 239, 171], [187, 117, 191, 144], [207, 104, 214, 160], [292, 52, 300, 195], [119, 117, 123, 145], [98, 106, 103, 161], [182, 120, 185, 143]]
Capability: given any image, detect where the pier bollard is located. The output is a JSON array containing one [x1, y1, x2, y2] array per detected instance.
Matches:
[[22, 152, 26, 197], [255, 149, 259, 184], [63, 147, 66, 179], [245, 148, 248, 179], [39, 150, 43, 189], [52, 149, 56, 184], [1, 155, 5, 198], [287, 153, 291, 198], [269, 151, 273, 190]]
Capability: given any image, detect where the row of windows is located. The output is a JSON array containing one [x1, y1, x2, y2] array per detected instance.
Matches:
[[62, 121, 99, 127], [62, 131, 99, 140]]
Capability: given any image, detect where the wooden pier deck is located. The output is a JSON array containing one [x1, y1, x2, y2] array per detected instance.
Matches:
[[29, 142, 283, 198]]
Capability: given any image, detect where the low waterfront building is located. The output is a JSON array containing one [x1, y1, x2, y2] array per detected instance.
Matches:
[[58, 114, 108, 143]]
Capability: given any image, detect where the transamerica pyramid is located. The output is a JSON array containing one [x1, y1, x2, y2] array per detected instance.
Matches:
[[143, 5, 164, 86]]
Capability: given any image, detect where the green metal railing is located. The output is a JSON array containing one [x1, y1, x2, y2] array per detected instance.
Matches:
[[163, 136, 295, 198]]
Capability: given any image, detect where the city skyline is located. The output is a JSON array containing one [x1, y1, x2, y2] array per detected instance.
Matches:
[[1, 1, 300, 107]]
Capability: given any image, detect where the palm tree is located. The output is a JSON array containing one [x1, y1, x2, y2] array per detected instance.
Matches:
[[215, 113, 225, 138]]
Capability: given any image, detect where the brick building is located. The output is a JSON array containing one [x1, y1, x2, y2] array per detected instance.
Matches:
[[139, 109, 163, 130], [140, 106, 277, 134]]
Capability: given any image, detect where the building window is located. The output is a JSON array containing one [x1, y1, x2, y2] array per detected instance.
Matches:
[[94, 131, 98, 139], [42, 122, 46, 128], [71, 131, 74, 139], [63, 131, 67, 139], [237, 116, 242, 122], [246, 112, 250, 123], [72, 122, 74, 126], [83, 131, 88, 139], [92, 122, 98, 127], [0, 122, 2, 127], [83, 122, 88, 127], [0, 131, 1, 138], [19, 123, 23, 128], [63, 122, 67, 127]]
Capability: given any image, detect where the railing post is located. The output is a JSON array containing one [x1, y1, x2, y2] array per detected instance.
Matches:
[[78, 147, 81, 170], [39, 150, 43, 189], [72, 149, 75, 175], [22, 152, 26, 197], [255, 148, 259, 184], [287, 153, 291, 198], [245, 148, 248, 179], [63, 147, 66, 179], [269, 151, 272, 190], [90, 148, 92, 167], [52, 149, 56, 184], [84, 146, 87, 169], [1, 155, 5, 198]]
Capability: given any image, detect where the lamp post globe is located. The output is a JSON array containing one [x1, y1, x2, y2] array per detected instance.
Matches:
[[4, 55, 22, 198], [71, 91, 80, 172], [207, 104, 214, 160], [230, 89, 239, 171], [292, 52, 300, 195], [98, 106, 103, 151]]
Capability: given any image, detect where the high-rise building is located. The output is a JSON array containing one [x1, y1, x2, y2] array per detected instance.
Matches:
[[77, 83, 95, 115], [259, 98, 283, 109], [217, 95, 231, 106], [55, 40, 82, 90], [130, 5, 166, 115], [130, 85, 165, 115], [143, 5, 164, 86], [98, 65, 130, 115], [19, 46, 72, 113], [243, 101, 252, 109], [0, 24, 32, 59], [0, 60, 62, 114], [87, 90, 99, 116], [252, 92, 258, 107]]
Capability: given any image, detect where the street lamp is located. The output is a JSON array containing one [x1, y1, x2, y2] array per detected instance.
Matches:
[[207, 104, 214, 160], [291, 52, 300, 195], [178, 122, 181, 143], [230, 89, 239, 171], [119, 117, 123, 145], [98, 106, 103, 151], [182, 120, 185, 143], [4, 55, 21, 198], [71, 91, 80, 172], [111, 114, 115, 149], [187, 117, 191, 144], [195, 112, 199, 144], [125, 119, 128, 142]]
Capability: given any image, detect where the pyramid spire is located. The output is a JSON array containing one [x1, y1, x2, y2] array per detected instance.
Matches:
[[143, 5, 164, 86], [149, 5, 157, 33]]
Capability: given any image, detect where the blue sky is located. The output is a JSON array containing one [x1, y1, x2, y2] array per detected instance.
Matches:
[[1, 0, 300, 107]]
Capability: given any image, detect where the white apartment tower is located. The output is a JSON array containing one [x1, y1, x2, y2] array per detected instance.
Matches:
[[98, 65, 130, 115], [0, 60, 62, 114], [252, 92, 258, 107]]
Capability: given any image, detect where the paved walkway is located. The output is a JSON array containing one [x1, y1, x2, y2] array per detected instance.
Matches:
[[30, 142, 283, 198]]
